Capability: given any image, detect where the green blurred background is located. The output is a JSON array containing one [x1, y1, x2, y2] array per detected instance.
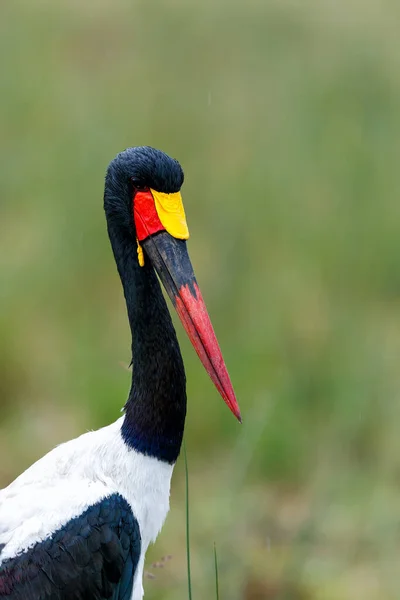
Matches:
[[1, 1, 400, 598]]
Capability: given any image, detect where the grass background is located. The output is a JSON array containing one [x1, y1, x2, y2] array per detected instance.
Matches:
[[1, 1, 400, 598]]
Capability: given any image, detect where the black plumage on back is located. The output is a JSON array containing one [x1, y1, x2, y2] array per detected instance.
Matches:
[[0, 495, 140, 600]]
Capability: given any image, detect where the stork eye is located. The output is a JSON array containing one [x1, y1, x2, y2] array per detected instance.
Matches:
[[132, 180, 149, 192]]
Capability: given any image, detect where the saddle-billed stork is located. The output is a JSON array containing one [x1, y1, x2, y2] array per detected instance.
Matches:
[[0, 147, 241, 600]]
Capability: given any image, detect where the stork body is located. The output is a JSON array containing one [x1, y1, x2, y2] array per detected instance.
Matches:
[[0, 147, 240, 599], [0, 421, 171, 599]]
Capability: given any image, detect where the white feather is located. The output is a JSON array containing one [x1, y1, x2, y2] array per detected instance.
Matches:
[[0, 418, 174, 600]]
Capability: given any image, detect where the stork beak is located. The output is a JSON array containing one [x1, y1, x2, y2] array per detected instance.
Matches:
[[142, 231, 241, 422]]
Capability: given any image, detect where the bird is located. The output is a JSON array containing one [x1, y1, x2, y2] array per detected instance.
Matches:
[[0, 146, 241, 600]]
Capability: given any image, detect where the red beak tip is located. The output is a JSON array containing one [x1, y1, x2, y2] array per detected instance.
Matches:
[[231, 405, 242, 423]]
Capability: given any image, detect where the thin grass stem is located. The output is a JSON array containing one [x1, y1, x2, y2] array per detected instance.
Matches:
[[184, 440, 193, 600], [213, 542, 220, 600]]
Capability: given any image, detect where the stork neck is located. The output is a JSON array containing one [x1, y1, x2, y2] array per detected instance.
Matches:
[[105, 219, 187, 464]]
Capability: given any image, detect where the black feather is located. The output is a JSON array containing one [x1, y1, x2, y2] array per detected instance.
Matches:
[[0, 494, 140, 600], [104, 148, 187, 464]]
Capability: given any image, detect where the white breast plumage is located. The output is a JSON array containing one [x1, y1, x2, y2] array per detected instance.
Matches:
[[0, 418, 174, 599]]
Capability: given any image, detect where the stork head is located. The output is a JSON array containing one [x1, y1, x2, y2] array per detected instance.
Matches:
[[105, 146, 241, 422]]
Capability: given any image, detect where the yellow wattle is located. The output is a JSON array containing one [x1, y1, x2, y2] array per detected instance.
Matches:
[[136, 239, 145, 267]]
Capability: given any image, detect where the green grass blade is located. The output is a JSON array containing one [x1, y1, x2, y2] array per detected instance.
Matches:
[[213, 543, 220, 600], [184, 440, 193, 600]]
